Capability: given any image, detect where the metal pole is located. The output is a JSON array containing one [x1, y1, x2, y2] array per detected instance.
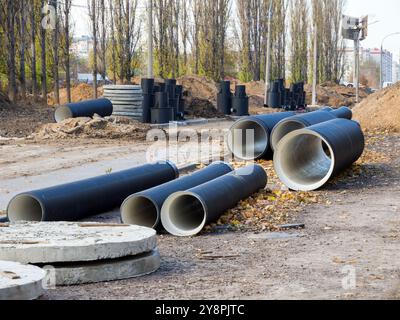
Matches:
[[355, 38, 360, 103], [264, 0, 273, 106], [147, 0, 154, 79], [312, 22, 318, 106]]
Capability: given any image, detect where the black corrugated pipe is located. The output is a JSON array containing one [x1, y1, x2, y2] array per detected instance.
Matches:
[[227, 112, 296, 161], [270, 107, 353, 151], [274, 119, 364, 191], [161, 164, 268, 237], [7, 162, 179, 223], [54, 98, 113, 123], [121, 162, 233, 229]]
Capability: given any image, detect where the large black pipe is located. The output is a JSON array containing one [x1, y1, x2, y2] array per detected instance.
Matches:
[[161, 164, 268, 237], [121, 162, 233, 229], [227, 111, 296, 160], [54, 98, 113, 123], [7, 162, 179, 222], [270, 107, 353, 151], [231, 85, 249, 116], [217, 81, 232, 115], [274, 119, 365, 191]]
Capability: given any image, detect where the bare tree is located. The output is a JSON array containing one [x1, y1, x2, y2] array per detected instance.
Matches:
[[99, 0, 107, 81], [40, 0, 47, 100], [5, 0, 17, 102], [19, 0, 27, 98], [30, 0, 38, 100], [89, 0, 98, 97], [50, 0, 60, 105], [108, 0, 117, 83], [62, 0, 72, 102], [289, 0, 308, 82]]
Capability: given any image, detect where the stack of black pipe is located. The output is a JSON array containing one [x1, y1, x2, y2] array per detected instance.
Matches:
[[217, 81, 232, 115], [267, 79, 306, 110], [141, 78, 155, 123], [217, 81, 250, 116], [231, 85, 249, 116], [141, 78, 186, 124]]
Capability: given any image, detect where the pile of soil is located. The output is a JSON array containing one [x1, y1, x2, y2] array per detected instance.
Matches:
[[178, 75, 218, 102], [0, 99, 53, 138], [33, 116, 151, 140], [47, 83, 104, 106], [184, 97, 224, 119], [353, 82, 400, 133], [305, 82, 369, 107], [0, 90, 11, 106]]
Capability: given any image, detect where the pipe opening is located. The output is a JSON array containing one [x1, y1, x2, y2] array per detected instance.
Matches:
[[228, 120, 268, 160], [54, 106, 73, 123], [7, 195, 43, 222], [274, 131, 335, 191], [271, 120, 306, 151], [161, 193, 206, 237], [121, 196, 159, 228]]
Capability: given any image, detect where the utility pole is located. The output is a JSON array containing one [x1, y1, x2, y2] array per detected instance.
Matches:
[[312, 22, 318, 106], [264, 0, 273, 106], [147, 0, 154, 79]]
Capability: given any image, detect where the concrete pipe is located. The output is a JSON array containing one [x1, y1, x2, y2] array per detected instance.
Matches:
[[270, 107, 353, 151], [161, 165, 268, 237], [227, 112, 296, 161], [274, 119, 364, 191], [7, 162, 179, 223], [121, 162, 233, 229], [54, 98, 113, 123]]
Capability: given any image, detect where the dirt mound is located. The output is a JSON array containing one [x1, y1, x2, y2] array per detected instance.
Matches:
[[305, 82, 369, 107], [0, 90, 11, 107], [178, 76, 218, 101], [0, 100, 53, 138], [48, 83, 104, 106], [353, 82, 400, 132], [33, 116, 150, 140], [244, 81, 265, 96], [184, 97, 224, 119]]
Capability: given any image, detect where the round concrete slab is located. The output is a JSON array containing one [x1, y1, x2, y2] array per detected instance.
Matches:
[[0, 222, 157, 264], [0, 261, 45, 300], [48, 249, 161, 286]]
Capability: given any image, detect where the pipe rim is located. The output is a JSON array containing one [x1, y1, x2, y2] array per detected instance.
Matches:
[[227, 118, 269, 160], [274, 128, 336, 191], [165, 160, 180, 179], [54, 106, 73, 123], [7, 194, 45, 222], [121, 195, 160, 229], [161, 191, 207, 237], [270, 118, 308, 152]]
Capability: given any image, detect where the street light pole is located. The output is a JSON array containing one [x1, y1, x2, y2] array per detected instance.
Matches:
[[264, 0, 273, 106], [380, 32, 400, 89]]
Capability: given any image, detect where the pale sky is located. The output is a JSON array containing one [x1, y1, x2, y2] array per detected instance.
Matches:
[[71, 0, 400, 61]]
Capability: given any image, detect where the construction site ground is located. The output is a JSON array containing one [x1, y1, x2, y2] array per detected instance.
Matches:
[[0, 121, 399, 300]]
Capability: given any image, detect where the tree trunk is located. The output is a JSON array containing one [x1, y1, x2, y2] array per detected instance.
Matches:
[[19, 0, 26, 98], [52, 0, 60, 105], [92, 0, 98, 98], [40, 0, 47, 101], [64, 0, 71, 103], [6, 0, 17, 102], [31, 0, 38, 101]]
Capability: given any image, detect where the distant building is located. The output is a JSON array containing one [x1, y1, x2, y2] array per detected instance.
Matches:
[[393, 60, 400, 83], [71, 35, 93, 59], [343, 47, 393, 87]]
